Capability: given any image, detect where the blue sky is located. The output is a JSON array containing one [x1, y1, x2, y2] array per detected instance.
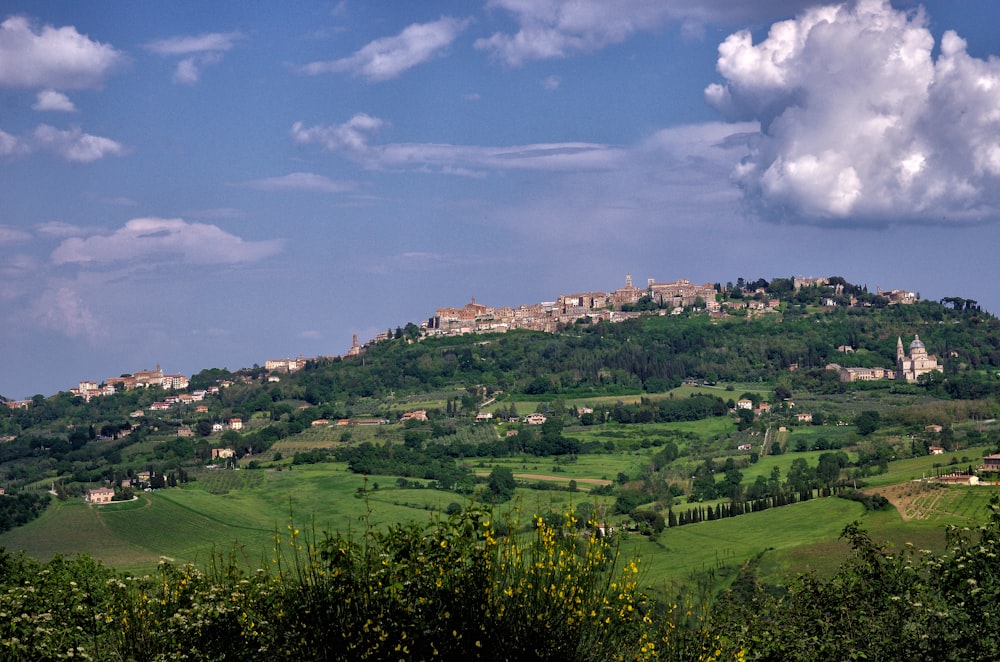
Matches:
[[3, 0, 1000, 398]]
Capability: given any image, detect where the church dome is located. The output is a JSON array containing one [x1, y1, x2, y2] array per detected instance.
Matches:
[[909, 335, 925, 350]]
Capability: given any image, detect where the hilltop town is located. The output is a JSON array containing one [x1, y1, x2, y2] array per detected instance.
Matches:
[[358, 274, 917, 352]]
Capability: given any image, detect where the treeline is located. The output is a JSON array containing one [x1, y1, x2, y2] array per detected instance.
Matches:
[[604, 395, 727, 424], [666, 484, 888, 530]]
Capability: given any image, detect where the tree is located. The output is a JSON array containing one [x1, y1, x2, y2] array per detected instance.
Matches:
[[485, 467, 516, 503], [856, 410, 881, 436], [817, 452, 846, 486], [737, 408, 755, 431]]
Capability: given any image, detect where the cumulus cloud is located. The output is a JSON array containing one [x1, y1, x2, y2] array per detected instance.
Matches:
[[32, 124, 126, 162], [33, 89, 76, 112], [145, 31, 244, 84], [301, 16, 470, 82], [292, 113, 624, 173], [475, 0, 820, 65], [243, 172, 357, 193], [51, 217, 282, 266], [0, 15, 124, 89], [706, 0, 1000, 224]]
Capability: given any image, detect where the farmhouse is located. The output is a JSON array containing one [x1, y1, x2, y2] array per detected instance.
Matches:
[[983, 454, 1000, 471], [86, 487, 115, 504]]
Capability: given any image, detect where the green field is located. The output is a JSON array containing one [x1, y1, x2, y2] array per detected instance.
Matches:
[[4, 445, 994, 587], [631, 497, 868, 587]]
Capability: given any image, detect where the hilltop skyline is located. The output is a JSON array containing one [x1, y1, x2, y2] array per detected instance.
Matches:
[[12, 272, 948, 401], [4, 1, 1000, 398]]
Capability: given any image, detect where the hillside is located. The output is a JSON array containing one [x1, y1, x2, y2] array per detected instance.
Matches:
[[2, 276, 1000, 583]]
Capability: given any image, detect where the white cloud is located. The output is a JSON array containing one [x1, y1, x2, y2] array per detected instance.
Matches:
[[301, 16, 471, 82], [0, 124, 124, 162], [542, 75, 560, 90], [173, 57, 201, 84], [292, 114, 625, 173], [705, 0, 1000, 225], [0, 225, 32, 243], [291, 114, 385, 153], [243, 172, 357, 193], [476, 0, 822, 65], [29, 284, 102, 340], [36, 221, 92, 238], [145, 31, 244, 55], [145, 31, 243, 85], [0, 15, 124, 89], [0, 128, 29, 158], [51, 217, 283, 266], [32, 124, 126, 162], [476, 0, 671, 65], [33, 89, 76, 112]]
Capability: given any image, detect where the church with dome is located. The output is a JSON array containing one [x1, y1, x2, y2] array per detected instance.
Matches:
[[896, 335, 941, 383]]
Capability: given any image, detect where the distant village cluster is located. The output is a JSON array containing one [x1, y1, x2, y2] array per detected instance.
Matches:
[[425, 275, 718, 335], [424, 275, 917, 339]]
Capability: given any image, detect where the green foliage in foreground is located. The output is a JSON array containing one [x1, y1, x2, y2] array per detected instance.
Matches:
[[0, 509, 661, 661], [717, 503, 1000, 661], [5, 501, 1000, 661]]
